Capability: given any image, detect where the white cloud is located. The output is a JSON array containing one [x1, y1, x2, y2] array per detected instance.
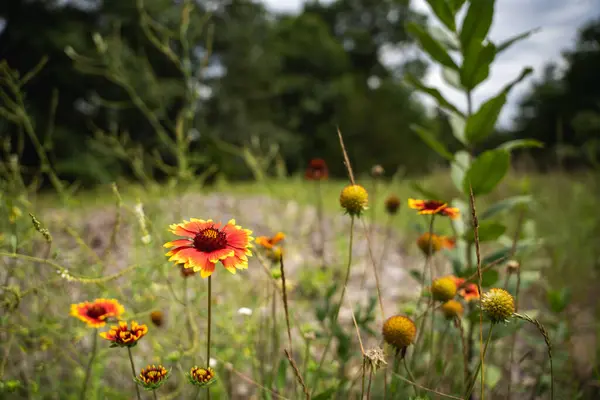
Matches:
[[261, 0, 598, 127]]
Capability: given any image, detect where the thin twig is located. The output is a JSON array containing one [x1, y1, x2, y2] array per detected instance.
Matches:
[[336, 127, 355, 185], [279, 256, 293, 357], [284, 349, 310, 399]]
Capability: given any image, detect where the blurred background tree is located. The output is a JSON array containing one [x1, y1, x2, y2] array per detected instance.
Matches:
[[1, 1, 599, 186]]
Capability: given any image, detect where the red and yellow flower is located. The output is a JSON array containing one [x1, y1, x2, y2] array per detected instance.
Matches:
[[256, 232, 285, 263], [135, 365, 170, 390], [416, 233, 455, 255], [188, 366, 217, 388], [255, 232, 285, 249], [164, 218, 253, 278], [305, 158, 329, 181], [99, 320, 148, 347], [408, 199, 460, 219], [453, 277, 480, 302], [70, 299, 124, 328]]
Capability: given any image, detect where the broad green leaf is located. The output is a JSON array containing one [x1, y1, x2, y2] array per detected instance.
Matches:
[[464, 221, 506, 242], [442, 66, 463, 90], [405, 73, 465, 117], [463, 149, 510, 196], [449, 111, 467, 144], [451, 150, 470, 193], [464, 67, 532, 144], [429, 25, 460, 51], [460, 268, 499, 287], [406, 22, 458, 70], [460, 41, 496, 90], [500, 139, 544, 151], [465, 94, 506, 144], [459, 0, 495, 52], [410, 124, 454, 161], [482, 242, 536, 266], [424, 0, 456, 32], [480, 195, 533, 220], [448, 0, 467, 14], [482, 269, 500, 286], [497, 28, 541, 54]]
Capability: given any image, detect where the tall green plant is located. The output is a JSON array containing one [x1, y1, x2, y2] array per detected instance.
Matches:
[[405, 0, 551, 398]]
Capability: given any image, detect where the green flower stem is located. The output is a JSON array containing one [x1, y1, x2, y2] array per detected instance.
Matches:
[[207, 275, 212, 400], [128, 347, 142, 400], [310, 216, 355, 395], [153, 389, 158, 400], [464, 324, 494, 399], [79, 329, 98, 400]]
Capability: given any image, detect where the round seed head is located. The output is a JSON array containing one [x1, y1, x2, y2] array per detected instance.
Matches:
[[339, 185, 369, 216], [481, 288, 515, 323], [382, 315, 416, 350], [431, 276, 458, 302], [440, 300, 464, 319]]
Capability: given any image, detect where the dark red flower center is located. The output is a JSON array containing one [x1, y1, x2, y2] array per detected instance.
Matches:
[[193, 227, 227, 253], [424, 200, 446, 210], [86, 304, 107, 319]]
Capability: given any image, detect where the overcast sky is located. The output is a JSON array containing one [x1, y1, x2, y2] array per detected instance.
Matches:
[[261, 0, 600, 127]]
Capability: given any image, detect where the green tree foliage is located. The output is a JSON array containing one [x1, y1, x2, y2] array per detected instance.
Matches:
[[0, 0, 482, 184], [512, 18, 600, 167]]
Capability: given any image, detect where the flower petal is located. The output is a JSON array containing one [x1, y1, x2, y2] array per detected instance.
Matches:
[[164, 239, 192, 249]]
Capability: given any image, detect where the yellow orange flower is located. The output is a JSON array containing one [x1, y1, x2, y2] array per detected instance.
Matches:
[[441, 300, 464, 319], [164, 218, 253, 278], [408, 199, 460, 219], [255, 232, 285, 249], [452, 277, 480, 302], [416, 233, 455, 255], [99, 320, 148, 347], [135, 365, 170, 390], [305, 158, 329, 181], [70, 299, 124, 328], [481, 288, 515, 323]]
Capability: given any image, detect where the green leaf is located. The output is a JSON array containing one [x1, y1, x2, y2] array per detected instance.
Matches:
[[275, 359, 287, 390], [460, 268, 499, 287], [410, 124, 454, 161], [464, 67, 533, 144], [405, 73, 465, 117], [313, 388, 337, 400], [406, 22, 458, 70], [497, 28, 541, 54], [461, 41, 496, 90], [459, 0, 495, 52], [449, 111, 467, 144], [465, 94, 506, 144], [464, 221, 506, 242], [451, 150, 470, 193], [500, 139, 544, 151], [463, 149, 510, 196], [424, 0, 457, 31], [429, 25, 460, 50], [442, 67, 463, 90], [448, 0, 467, 13], [480, 195, 533, 220], [547, 287, 571, 314]]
